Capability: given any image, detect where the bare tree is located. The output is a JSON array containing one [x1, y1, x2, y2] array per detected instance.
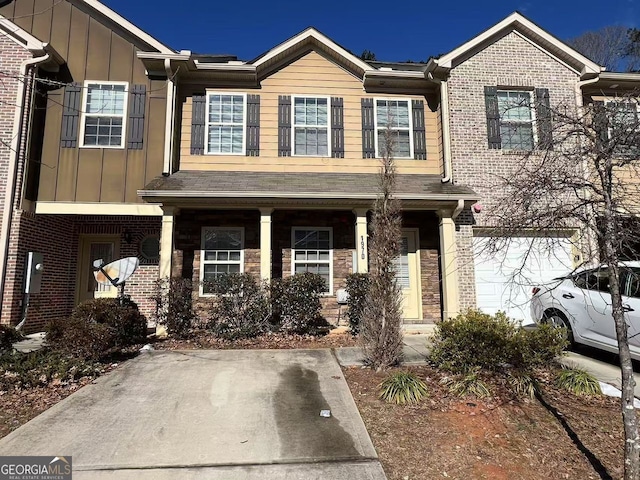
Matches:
[[568, 25, 636, 72], [360, 123, 404, 371], [484, 94, 640, 479]]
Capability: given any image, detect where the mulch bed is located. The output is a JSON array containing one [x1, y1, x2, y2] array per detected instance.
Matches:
[[153, 330, 358, 350], [344, 365, 626, 480]]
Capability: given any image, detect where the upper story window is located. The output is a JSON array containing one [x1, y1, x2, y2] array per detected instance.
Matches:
[[497, 90, 535, 151], [81, 82, 128, 148], [206, 93, 246, 155], [374, 99, 413, 158], [606, 101, 639, 137], [293, 96, 329, 156]]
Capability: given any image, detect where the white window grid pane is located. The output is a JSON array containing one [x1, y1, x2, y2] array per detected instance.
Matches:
[[497, 91, 534, 150], [292, 228, 331, 292], [294, 230, 330, 250], [500, 123, 534, 150], [207, 94, 245, 154], [376, 100, 410, 128], [293, 97, 329, 155], [377, 129, 411, 158], [86, 84, 126, 115], [83, 116, 123, 146]]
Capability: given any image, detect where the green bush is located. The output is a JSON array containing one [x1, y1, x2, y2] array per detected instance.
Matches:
[[430, 310, 566, 374], [0, 349, 103, 391], [205, 273, 271, 340], [379, 371, 429, 404], [47, 298, 147, 360], [345, 273, 370, 335], [556, 367, 602, 396], [0, 325, 22, 353], [152, 278, 196, 338], [271, 273, 328, 334]]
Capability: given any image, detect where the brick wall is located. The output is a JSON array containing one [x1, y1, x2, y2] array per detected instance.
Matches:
[[1, 214, 160, 332], [446, 31, 580, 309]]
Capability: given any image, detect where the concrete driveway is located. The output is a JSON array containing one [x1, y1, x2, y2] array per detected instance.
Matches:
[[0, 349, 385, 479]]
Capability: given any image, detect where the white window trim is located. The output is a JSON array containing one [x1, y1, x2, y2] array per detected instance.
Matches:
[[291, 95, 331, 157], [291, 226, 333, 295], [199, 226, 245, 297], [373, 97, 414, 159], [604, 99, 640, 140], [204, 91, 247, 156], [79, 80, 129, 149], [497, 89, 538, 150]]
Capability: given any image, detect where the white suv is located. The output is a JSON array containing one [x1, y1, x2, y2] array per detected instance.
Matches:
[[530, 262, 640, 361]]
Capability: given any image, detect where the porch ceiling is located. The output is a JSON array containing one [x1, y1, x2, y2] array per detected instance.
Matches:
[[138, 171, 478, 209]]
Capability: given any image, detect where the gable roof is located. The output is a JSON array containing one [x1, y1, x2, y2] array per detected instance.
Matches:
[[76, 0, 174, 53], [0, 15, 64, 69], [433, 12, 602, 78], [250, 27, 374, 78]]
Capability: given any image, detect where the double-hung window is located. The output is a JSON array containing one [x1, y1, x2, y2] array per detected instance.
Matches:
[[606, 101, 639, 154], [291, 228, 332, 293], [497, 90, 535, 150], [206, 93, 246, 155], [374, 99, 412, 158], [201, 227, 244, 295], [293, 96, 329, 156], [81, 82, 128, 148]]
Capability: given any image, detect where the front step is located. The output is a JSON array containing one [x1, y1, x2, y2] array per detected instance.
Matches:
[[402, 323, 437, 335]]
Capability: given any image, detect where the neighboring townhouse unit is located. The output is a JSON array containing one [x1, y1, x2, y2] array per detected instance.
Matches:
[[428, 13, 608, 323], [0, 0, 174, 331], [137, 29, 476, 324]]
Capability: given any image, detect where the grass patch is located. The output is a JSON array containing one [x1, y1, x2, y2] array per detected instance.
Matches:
[[555, 367, 602, 396], [379, 371, 429, 405], [441, 369, 491, 398]]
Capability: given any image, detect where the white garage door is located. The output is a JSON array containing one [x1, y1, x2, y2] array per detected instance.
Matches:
[[473, 236, 573, 324]]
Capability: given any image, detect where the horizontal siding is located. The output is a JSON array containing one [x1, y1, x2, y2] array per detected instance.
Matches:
[[178, 49, 442, 174]]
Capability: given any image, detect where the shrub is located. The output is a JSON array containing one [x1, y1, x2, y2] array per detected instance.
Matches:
[[0, 325, 22, 353], [271, 273, 328, 334], [152, 278, 196, 338], [0, 349, 104, 391], [47, 298, 146, 360], [205, 273, 271, 340], [555, 367, 602, 396], [345, 273, 370, 335], [430, 310, 566, 374], [507, 371, 539, 399], [441, 369, 491, 398], [379, 371, 428, 404]]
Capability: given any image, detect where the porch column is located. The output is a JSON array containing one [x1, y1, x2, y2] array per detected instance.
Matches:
[[438, 211, 460, 320], [260, 208, 273, 281], [353, 208, 368, 273], [159, 206, 177, 279]]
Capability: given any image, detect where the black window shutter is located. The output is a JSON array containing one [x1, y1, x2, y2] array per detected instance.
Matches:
[[535, 88, 553, 150], [246, 94, 260, 156], [412, 99, 427, 159], [278, 95, 291, 157], [361, 98, 375, 158], [61, 82, 82, 148], [190, 94, 205, 155], [484, 86, 501, 149], [127, 84, 146, 150], [331, 97, 344, 158], [593, 101, 609, 146]]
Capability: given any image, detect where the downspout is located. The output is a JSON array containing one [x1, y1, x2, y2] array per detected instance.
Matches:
[[0, 52, 50, 323], [575, 74, 601, 264], [428, 72, 453, 183], [163, 58, 176, 175], [452, 199, 464, 220]]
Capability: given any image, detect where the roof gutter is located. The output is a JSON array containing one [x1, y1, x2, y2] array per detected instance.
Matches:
[[0, 52, 50, 325], [163, 58, 176, 175], [427, 70, 453, 184]]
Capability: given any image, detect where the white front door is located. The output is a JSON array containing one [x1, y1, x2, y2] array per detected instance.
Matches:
[[394, 230, 422, 320], [473, 236, 573, 324]]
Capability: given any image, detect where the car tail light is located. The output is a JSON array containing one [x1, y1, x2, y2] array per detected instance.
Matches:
[[532, 287, 541, 296]]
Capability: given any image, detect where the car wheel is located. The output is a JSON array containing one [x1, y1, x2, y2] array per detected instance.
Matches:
[[542, 310, 575, 346]]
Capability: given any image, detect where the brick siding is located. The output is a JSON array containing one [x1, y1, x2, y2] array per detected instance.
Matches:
[[446, 31, 580, 309]]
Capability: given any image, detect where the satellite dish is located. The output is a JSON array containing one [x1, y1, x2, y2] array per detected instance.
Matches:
[[93, 257, 139, 287]]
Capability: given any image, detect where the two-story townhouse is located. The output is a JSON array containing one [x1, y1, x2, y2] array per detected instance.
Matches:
[[0, 0, 175, 332], [427, 13, 607, 323], [137, 28, 477, 325]]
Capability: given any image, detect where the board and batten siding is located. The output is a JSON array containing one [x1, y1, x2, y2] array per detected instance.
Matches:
[[178, 50, 442, 174], [0, 0, 166, 204]]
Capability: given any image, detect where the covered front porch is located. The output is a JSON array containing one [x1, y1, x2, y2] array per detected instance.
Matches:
[[139, 171, 478, 324]]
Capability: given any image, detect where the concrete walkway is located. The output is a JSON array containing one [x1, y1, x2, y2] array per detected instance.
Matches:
[[0, 349, 385, 479], [334, 333, 431, 366]]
